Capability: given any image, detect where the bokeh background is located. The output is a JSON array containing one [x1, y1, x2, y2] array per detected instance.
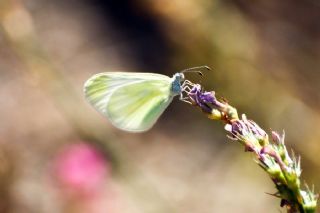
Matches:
[[0, 0, 319, 212]]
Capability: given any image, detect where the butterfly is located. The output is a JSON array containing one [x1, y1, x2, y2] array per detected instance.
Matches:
[[84, 66, 210, 132]]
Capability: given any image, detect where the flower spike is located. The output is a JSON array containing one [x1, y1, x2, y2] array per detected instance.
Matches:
[[183, 83, 318, 212]]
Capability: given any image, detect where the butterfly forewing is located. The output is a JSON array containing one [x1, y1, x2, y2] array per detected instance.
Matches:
[[84, 72, 173, 132]]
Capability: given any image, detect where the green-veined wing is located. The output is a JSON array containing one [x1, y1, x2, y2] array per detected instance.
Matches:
[[84, 72, 174, 132]]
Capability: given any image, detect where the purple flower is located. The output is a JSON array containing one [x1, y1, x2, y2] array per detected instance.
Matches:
[[226, 115, 267, 141], [224, 114, 268, 155], [187, 84, 224, 112]]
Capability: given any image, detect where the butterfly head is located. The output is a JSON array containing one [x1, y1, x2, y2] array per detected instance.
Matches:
[[171, 72, 185, 95], [171, 66, 210, 96]]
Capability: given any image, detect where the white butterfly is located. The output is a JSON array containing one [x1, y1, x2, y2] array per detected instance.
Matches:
[[84, 66, 209, 132]]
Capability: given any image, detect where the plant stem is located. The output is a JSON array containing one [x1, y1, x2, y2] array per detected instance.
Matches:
[[184, 83, 318, 212]]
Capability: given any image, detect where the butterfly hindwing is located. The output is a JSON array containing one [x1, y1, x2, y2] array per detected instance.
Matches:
[[84, 72, 173, 132], [106, 80, 173, 132]]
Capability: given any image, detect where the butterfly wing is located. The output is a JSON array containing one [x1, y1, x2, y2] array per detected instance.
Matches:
[[84, 72, 174, 132]]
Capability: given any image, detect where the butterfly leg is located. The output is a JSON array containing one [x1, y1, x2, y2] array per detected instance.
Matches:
[[180, 87, 193, 103], [180, 82, 202, 104], [181, 80, 194, 89], [180, 87, 193, 104]]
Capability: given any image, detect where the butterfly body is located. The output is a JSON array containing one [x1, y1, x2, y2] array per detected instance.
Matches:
[[84, 72, 185, 132], [171, 73, 185, 95]]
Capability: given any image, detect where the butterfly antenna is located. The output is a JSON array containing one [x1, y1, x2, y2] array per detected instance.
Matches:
[[181, 65, 211, 76]]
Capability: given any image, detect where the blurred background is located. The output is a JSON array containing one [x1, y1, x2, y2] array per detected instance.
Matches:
[[0, 0, 319, 212]]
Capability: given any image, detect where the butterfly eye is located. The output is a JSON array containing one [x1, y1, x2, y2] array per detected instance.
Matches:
[[172, 73, 184, 82], [179, 73, 185, 81]]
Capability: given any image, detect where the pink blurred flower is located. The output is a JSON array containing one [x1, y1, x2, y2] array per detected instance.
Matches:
[[52, 143, 110, 197]]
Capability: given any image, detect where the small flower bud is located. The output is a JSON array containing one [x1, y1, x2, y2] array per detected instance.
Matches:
[[207, 109, 222, 120], [271, 131, 281, 145], [224, 124, 232, 132], [261, 146, 287, 172]]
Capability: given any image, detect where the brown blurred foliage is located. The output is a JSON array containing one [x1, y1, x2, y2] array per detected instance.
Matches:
[[229, 0, 320, 109], [0, 0, 319, 212]]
